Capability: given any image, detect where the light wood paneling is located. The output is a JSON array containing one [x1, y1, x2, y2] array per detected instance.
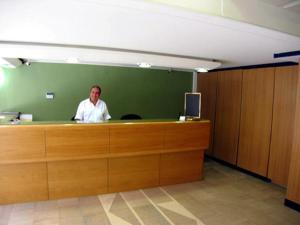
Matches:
[[48, 159, 107, 199], [110, 123, 164, 153], [108, 155, 159, 192], [238, 68, 275, 176], [164, 122, 210, 151], [46, 125, 109, 158], [287, 62, 300, 204], [197, 72, 218, 155], [160, 150, 204, 185], [0, 126, 45, 161], [268, 66, 298, 187], [0, 163, 48, 204], [213, 70, 243, 164], [0, 120, 209, 203]]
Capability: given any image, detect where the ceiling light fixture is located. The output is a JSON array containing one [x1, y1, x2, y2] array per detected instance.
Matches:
[[66, 57, 79, 64], [137, 62, 151, 68], [19, 58, 31, 66], [195, 67, 208, 73]]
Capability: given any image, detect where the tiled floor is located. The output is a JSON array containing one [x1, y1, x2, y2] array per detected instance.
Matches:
[[1, 159, 300, 225]]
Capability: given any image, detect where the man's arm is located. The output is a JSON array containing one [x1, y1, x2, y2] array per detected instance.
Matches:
[[74, 102, 84, 121], [103, 103, 111, 121]]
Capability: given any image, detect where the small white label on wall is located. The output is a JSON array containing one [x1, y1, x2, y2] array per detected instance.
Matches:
[[46, 92, 54, 99]]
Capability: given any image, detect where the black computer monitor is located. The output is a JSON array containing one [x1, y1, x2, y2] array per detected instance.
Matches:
[[184, 92, 201, 118]]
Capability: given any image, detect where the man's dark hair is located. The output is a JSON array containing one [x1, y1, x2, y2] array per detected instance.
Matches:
[[90, 85, 101, 94]]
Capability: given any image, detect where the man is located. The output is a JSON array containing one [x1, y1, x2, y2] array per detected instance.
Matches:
[[75, 85, 111, 122]]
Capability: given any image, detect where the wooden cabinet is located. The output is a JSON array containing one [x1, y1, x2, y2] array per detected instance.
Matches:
[[268, 66, 298, 187], [197, 65, 298, 186], [237, 68, 275, 176], [213, 70, 243, 164], [197, 72, 217, 155], [287, 62, 300, 205]]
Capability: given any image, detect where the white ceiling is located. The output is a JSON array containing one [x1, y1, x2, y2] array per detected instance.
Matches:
[[0, 0, 299, 70]]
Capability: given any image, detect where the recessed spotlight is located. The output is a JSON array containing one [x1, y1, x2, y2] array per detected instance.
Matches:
[[137, 62, 151, 68], [24, 60, 31, 66], [195, 68, 208, 73], [66, 57, 79, 64]]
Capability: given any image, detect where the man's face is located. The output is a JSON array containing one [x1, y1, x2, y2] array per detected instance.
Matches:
[[89, 88, 100, 103]]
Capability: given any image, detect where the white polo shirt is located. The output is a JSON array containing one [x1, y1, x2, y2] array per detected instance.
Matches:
[[75, 98, 111, 122]]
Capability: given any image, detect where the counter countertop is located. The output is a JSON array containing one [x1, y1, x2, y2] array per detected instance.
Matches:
[[0, 119, 210, 127]]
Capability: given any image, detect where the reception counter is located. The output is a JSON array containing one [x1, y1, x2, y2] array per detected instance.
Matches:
[[0, 120, 210, 204]]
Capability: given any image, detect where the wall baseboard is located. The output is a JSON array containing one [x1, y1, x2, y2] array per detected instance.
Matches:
[[284, 199, 300, 212], [205, 155, 271, 182]]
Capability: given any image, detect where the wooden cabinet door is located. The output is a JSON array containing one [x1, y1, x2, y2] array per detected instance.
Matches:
[[213, 70, 243, 164], [197, 72, 217, 155], [238, 68, 275, 176], [268, 66, 298, 186], [287, 61, 300, 204]]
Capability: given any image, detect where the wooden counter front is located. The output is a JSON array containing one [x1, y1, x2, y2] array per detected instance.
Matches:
[[46, 125, 109, 158], [109, 123, 164, 154], [0, 120, 210, 204], [0, 126, 46, 161]]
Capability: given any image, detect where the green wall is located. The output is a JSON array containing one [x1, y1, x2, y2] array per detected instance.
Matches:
[[0, 63, 192, 121]]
